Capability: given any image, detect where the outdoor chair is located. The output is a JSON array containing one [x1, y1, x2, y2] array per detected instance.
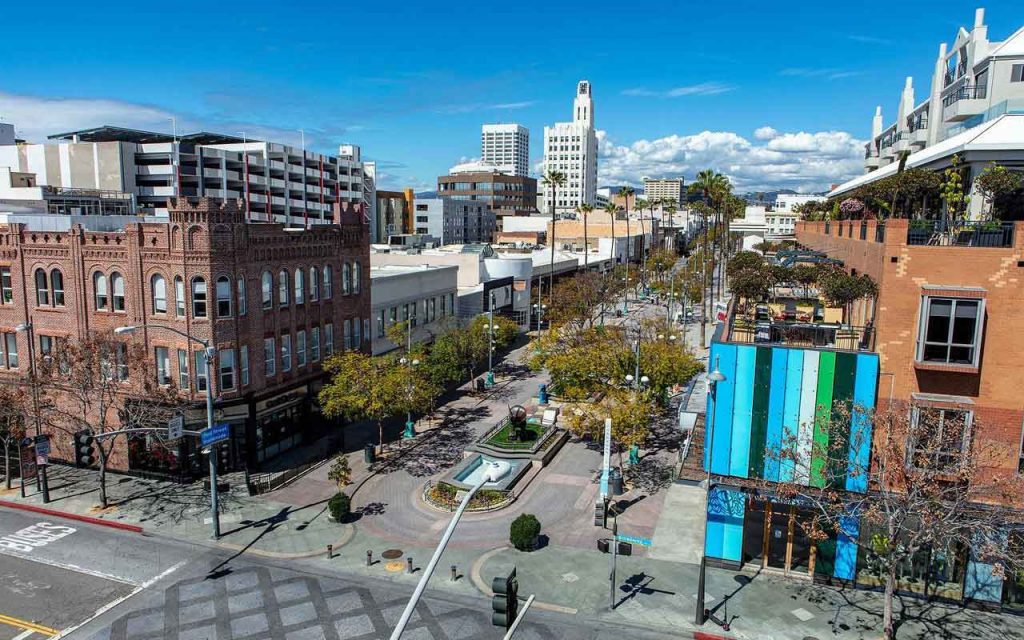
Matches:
[[541, 408, 559, 427]]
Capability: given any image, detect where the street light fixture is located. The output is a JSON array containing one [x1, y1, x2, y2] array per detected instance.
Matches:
[[15, 322, 48, 503], [399, 357, 420, 439], [115, 324, 221, 539], [695, 358, 727, 627]]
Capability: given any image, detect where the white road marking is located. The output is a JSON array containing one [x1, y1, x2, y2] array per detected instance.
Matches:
[[0, 548, 137, 585], [53, 560, 186, 640], [12, 630, 36, 640]]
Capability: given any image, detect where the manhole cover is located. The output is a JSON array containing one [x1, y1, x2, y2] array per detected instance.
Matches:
[[385, 561, 406, 572], [381, 549, 403, 560]]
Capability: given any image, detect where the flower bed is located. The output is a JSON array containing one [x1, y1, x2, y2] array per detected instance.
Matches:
[[423, 481, 512, 512]]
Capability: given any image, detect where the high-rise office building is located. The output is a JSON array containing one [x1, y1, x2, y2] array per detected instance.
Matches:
[[481, 124, 529, 178], [541, 81, 598, 217]]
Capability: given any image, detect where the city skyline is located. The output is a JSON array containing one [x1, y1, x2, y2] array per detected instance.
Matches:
[[0, 0, 1021, 195]]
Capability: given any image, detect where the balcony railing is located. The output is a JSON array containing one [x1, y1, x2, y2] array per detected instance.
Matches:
[[728, 317, 875, 352], [906, 219, 1014, 247], [943, 85, 987, 107]]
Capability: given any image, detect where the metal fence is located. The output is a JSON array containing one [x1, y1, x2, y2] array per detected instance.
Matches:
[[906, 220, 1014, 248]]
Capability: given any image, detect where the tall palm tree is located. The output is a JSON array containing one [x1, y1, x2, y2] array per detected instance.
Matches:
[[635, 198, 650, 290], [693, 170, 731, 303], [619, 186, 635, 302], [604, 201, 619, 273], [541, 170, 567, 313], [577, 203, 594, 269]]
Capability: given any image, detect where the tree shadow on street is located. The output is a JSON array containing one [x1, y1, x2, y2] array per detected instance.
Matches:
[[370, 405, 489, 478]]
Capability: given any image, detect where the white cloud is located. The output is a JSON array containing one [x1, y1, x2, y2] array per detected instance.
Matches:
[[779, 68, 864, 81], [490, 101, 536, 110], [596, 127, 864, 193], [0, 91, 372, 153], [754, 126, 778, 140], [621, 82, 735, 98]]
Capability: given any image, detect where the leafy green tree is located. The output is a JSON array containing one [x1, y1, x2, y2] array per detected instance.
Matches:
[[940, 154, 970, 222], [320, 350, 410, 453], [725, 250, 764, 277], [327, 455, 352, 491], [975, 163, 1022, 220], [0, 386, 25, 491]]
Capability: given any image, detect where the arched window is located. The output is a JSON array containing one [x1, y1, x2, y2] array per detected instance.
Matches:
[[216, 276, 232, 317], [237, 276, 247, 315], [191, 277, 207, 318], [342, 262, 351, 295], [294, 269, 305, 304], [34, 269, 49, 306], [51, 269, 64, 306], [151, 274, 167, 314], [111, 272, 125, 311], [352, 261, 361, 295], [278, 269, 289, 307], [309, 267, 319, 301], [323, 265, 333, 299], [261, 271, 273, 309], [174, 276, 185, 316], [93, 272, 108, 310]]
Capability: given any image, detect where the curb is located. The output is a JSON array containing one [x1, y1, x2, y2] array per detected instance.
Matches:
[[0, 499, 144, 534]]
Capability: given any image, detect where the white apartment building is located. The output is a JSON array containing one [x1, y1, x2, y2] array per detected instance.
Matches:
[[541, 81, 598, 217], [774, 194, 823, 213], [642, 177, 685, 203], [864, 8, 1024, 173], [481, 124, 529, 178], [0, 126, 367, 225], [412, 198, 496, 245]]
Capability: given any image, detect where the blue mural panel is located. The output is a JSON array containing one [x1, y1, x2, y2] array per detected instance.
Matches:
[[835, 513, 860, 581], [705, 486, 746, 563], [710, 344, 737, 476], [764, 349, 788, 483], [847, 354, 879, 493], [780, 349, 804, 483], [729, 346, 756, 478]]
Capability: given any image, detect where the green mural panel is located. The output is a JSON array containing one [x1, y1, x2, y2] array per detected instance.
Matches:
[[811, 351, 836, 488]]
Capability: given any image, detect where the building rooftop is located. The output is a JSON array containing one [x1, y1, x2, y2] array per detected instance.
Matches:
[[47, 125, 254, 145], [832, 113, 1024, 197], [369, 264, 458, 279]]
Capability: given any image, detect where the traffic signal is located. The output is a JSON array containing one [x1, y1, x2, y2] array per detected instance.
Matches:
[[217, 443, 230, 472], [74, 430, 95, 468], [491, 567, 518, 629]]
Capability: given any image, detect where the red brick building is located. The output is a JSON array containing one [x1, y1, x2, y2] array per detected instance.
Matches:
[[0, 197, 370, 476], [796, 218, 1024, 493]]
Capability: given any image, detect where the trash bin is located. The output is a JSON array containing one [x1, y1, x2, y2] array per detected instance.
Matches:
[[364, 443, 375, 464], [538, 383, 549, 405], [609, 468, 624, 496]]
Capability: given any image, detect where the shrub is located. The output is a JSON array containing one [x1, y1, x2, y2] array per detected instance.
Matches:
[[328, 492, 351, 522], [510, 513, 542, 551]]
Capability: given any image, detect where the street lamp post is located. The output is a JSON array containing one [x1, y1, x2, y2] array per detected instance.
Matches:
[[114, 324, 221, 539], [531, 303, 547, 336], [14, 322, 48, 503], [695, 358, 727, 626], [390, 461, 510, 639], [486, 292, 496, 388], [399, 357, 419, 439]]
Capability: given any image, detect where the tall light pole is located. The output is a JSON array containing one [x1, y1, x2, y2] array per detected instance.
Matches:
[[390, 461, 510, 639], [485, 292, 496, 388], [695, 358, 726, 626], [14, 322, 47, 503], [114, 324, 220, 539], [399, 356, 419, 439]]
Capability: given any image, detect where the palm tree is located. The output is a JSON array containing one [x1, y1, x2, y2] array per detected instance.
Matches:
[[577, 203, 595, 269], [635, 198, 650, 289], [604, 202, 619, 272], [693, 170, 731, 303], [619, 186, 635, 302], [541, 170, 567, 312], [663, 200, 678, 251]]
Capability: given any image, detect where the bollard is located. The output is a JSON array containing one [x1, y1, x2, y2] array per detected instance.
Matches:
[[451, 564, 457, 582], [367, 550, 373, 566], [407, 557, 414, 574], [327, 544, 333, 559]]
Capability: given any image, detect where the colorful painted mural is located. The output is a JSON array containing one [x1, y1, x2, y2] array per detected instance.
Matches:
[[701, 342, 880, 579]]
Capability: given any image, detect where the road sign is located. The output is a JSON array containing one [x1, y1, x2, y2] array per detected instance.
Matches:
[[600, 418, 612, 500], [615, 534, 652, 547], [167, 415, 184, 440], [200, 423, 230, 447]]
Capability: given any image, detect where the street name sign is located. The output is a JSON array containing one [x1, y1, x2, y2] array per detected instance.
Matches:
[[200, 423, 230, 447], [615, 534, 652, 547]]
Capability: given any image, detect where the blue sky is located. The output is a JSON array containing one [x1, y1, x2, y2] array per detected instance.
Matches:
[[1, 0, 1020, 192]]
